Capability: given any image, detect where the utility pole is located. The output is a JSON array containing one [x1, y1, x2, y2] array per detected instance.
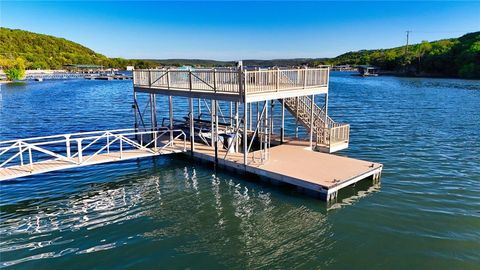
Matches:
[[404, 30, 411, 56]]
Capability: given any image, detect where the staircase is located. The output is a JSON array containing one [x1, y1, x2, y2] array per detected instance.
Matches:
[[283, 96, 350, 153]]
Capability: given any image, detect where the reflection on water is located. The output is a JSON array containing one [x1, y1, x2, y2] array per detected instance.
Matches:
[[0, 161, 333, 268]]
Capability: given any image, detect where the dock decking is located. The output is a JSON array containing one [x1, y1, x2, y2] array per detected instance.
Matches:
[[188, 139, 382, 201]]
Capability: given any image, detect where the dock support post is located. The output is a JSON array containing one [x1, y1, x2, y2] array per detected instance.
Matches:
[[243, 101, 248, 166], [214, 100, 219, 164], [249, 103, 252, 130], [309, 94, 315, 150], [150, 94, 157, 130], [235, 102, 239, 152], [324, 93, 329, 127], [295, 97, 299, 138], [198, 98, 201, 118], [189, 97, 194, 154], [264, 100, 269, 161], [169, 96, 173, 141], [230, 101, 233, 127], [133, 92, 138, 131], [281, 99, 285, 144], [270, 100, 274, 138], [211, 99, 215, 148]]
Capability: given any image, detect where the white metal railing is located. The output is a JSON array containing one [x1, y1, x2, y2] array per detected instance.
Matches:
[[244, 68, 329, 93], [283, 95, 349, 148], [133, 67, 329, 96], [134, 68, 242, 94], [0, 128, 186, 171]]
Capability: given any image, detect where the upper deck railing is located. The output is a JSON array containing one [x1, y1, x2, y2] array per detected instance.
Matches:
[[133, 67, 329, 96]]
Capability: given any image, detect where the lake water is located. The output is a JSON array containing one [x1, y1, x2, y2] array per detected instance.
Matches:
[[0, 73, 479, 269]]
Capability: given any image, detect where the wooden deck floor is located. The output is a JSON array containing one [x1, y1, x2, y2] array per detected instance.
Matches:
[[0, 147, 184, 181], [189, 139, 382, 200]]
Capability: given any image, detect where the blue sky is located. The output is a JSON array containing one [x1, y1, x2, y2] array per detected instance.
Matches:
[[1, 1, 479, 60]]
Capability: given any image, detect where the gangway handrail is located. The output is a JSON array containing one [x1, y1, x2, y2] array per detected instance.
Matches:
[[0, 128, 186, 172]]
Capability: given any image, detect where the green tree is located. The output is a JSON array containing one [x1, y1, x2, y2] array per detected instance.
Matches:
[[1, 57, 26, 80]]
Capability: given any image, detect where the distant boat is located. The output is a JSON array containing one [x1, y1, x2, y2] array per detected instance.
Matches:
[[357, 65, 379, 76], [34, 77, 43, 82]]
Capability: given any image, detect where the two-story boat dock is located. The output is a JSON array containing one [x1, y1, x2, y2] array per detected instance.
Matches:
[[132, 65, 383, 201]]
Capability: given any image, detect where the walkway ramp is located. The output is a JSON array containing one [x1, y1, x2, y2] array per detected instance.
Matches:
[[0, 128, 186, 181]]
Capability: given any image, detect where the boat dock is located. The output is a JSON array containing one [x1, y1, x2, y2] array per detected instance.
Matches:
[[131, 65, 383, 201], [84, 74, 133, 80]]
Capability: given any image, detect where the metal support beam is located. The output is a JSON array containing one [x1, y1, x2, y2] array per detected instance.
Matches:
[[211, 99, 215, 147], [243, 102, 248, 166], [249, 103, 252, 130], [169, 96, 173, 141], [198, 98, 201, 118], [189, 97, 194, 154], [309, 94, 315, 149], [295, 97, 299, 138], [264, 100, 269, 161], [150, 94, 157, 130], [281, 99, 285, 144], [133, 92, 138, 130], [324, 93, 329, 128], [235, 102, 239, 152], [230, 101, 233, 127], [270, 100, 274, 138], [214, 100, 218, 164]]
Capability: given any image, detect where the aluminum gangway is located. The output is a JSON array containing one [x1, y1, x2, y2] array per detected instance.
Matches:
[[0, 128, 186, 181]]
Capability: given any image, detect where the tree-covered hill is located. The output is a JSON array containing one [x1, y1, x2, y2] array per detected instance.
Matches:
[[0, 27, 109, 69], [0, 28, 158, 69], [1, 27, 478, 78], [319, 31, 480, 78]]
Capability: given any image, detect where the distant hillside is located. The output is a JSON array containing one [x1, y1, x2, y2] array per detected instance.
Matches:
[[0, 28, 156, 69], [320, 31, 480, 78], [0, 28, 109, 69], [1, 27, 478, 78]]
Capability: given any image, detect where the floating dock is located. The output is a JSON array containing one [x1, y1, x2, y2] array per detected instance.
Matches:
[[188, 139, 382, 201], [84, 74, 133, 80], [132, 65, 383, 201]]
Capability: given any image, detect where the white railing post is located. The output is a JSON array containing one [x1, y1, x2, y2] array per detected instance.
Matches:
[[65, 135, 71, 158], [148, 69, 152, 87], [154, 131, 157, 151], [167, 69, 171, 89], [28, 147, 33, 170], [77, 139, 83, 163], [213, 68, 217, 93], [18, 143, 24, 166], [119, 137, 123, 159], [304, 67, 308, 88], [276, 68, 280, 90], [107, 135, 110, 154], [188, 69, 193, 91]]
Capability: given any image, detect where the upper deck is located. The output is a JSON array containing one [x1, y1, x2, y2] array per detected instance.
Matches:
[[133, 67, 329, 102]]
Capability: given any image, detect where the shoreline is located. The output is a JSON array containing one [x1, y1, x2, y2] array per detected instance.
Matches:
[[333, 70, 479, 80]]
